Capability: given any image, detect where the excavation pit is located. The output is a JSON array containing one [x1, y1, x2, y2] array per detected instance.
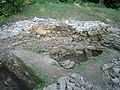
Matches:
[[56, 49, 103, 68], [0, 66, 30, 90]]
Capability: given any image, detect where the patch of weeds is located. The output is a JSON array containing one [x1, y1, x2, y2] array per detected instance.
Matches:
[[0, 16, 8, 26], [28, 65, 52, 90], [34, 49, 46, 54], [24, 48, 46, 54], [51, 62, 60, 67], [74, 63, 86, 73], [102, 48, 113, 55]]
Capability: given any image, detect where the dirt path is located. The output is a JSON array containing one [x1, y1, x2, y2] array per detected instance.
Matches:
[[81, 50, 120, 89]]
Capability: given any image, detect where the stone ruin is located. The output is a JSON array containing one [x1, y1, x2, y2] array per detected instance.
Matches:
[[0, 17, 120, 90]]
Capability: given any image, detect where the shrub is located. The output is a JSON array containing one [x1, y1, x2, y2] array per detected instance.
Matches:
[[0, 0, 31, 16]]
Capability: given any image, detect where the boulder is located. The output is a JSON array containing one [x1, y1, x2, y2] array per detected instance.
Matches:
[[60, 60, 75, 69], [111, 78, 120, 84], [113, 67, 120, 74], [57, 76, 70, 90], [102, 64, 112, 71]]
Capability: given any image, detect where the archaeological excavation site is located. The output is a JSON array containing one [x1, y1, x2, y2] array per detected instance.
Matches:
[[0, 17, 120, 90]]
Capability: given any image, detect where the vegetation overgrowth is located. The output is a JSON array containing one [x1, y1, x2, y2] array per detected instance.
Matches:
[[28, 65, 52, 90], [0, 1, 120, 28], [0, 0, 119, 16]]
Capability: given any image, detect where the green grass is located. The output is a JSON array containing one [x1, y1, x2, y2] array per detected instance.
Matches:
[[51, 62, 60, 67], [28, 65, 52, 90], [24, 48, 46, 54], [34, 49, 46, 54], [0, 2, 120, 28]]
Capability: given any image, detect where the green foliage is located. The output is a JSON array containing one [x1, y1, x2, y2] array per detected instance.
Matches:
[[30, 0, 45, 4], [23, 0, 32, 5], [0, 0, 119, 17], [0, 1, 120, 27], [34, 49, 46, 54], [55, 0, 120, 9], [0, 0, 45, 16], [0, 15, 7, 26], [0, 0, 25, 16], [51, 62, 60, 67], [29, 65, 52, 90]]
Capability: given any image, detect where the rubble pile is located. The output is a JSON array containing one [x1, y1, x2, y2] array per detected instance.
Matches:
[[42, 73, 101, 90], [102, 56, 120, 89]]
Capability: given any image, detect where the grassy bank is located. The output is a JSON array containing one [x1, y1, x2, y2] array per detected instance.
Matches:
[[28, 65, 52, 90], [0, 2, 120, 28]]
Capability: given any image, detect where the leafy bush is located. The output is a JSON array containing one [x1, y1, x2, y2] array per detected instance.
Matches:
[[0, 0, 26, 16]]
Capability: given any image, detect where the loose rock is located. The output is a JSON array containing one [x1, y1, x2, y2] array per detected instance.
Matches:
[[102, 56, 120, 88], [42, 73, 101, 90], [111, 78, 120, 84], [60, 60, 75, 69]]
